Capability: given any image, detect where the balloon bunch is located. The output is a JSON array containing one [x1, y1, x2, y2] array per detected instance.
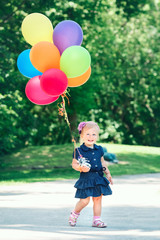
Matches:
[[17, 13, 91, 106]]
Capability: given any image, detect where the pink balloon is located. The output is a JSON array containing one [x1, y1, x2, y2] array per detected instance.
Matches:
[[40, 68, 68, 96], [25, 75, 59, 105]]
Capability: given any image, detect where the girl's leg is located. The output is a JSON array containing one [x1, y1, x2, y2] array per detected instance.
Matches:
[[74, 197, 90, 213], [92, 195, 102, 216], [92, 195, 106, 228], [69, 197, 90, 226]]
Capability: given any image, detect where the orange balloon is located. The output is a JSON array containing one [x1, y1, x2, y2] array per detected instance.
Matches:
[[68, 66, 91, 87], [30, 41, 60, 73]]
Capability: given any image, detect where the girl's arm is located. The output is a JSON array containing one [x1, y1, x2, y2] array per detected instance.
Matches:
[[101, 156, 113, 184], [72, 158, 90, 172]]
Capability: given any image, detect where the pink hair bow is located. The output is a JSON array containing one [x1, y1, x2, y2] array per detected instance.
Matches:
[[78, 122, 86, 134]]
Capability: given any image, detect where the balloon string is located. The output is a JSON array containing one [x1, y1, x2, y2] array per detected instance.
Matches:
[[58, 93, 77, 158], [60, 94, 70, 127]]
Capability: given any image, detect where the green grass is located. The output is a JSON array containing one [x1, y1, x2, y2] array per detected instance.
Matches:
[[0, 143, 160, 183], [105, 144, 160, 176]]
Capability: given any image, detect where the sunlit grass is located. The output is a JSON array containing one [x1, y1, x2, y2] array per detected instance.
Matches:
[[0, 143, 159, 183]]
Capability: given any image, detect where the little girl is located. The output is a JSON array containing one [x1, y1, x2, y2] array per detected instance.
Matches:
[[69, 121, 113, 228]]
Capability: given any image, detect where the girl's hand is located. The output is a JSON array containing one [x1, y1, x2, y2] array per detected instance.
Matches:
[[106, 172, 113, 185], [80, 165, 90, 172]]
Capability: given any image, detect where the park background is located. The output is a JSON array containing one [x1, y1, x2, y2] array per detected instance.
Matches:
[[0, 0, 160, 182]]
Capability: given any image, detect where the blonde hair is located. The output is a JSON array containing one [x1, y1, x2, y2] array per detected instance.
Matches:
[[79, 121, 100, 144]]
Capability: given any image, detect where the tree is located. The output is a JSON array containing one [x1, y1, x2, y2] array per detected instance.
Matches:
[[115, 0, 157, 18], [88, 2, 160, 146], [0, 0, 106, 153], [0, 0, 160, 155]]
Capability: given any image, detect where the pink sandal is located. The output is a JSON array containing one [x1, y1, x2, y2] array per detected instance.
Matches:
[[92, 219, 107, 228], [69, 211, 80, 226]]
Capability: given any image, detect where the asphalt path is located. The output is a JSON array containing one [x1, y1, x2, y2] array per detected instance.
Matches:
[[0, 173, 160, 240]]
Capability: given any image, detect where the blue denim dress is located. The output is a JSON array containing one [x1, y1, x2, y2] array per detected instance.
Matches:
[[73, 143, 112, 199]]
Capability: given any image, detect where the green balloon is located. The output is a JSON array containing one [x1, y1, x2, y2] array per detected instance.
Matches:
[[60, 46, 91, 78]]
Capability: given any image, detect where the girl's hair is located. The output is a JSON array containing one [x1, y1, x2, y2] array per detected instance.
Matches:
[[78, 121, 100, 144], [81, 121, 99, 134]]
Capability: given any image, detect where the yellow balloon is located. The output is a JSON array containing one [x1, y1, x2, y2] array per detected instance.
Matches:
[[21, 13, 53, 46]]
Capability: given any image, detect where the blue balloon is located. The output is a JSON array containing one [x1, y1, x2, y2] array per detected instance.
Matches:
[[17, 49, 42, 78]]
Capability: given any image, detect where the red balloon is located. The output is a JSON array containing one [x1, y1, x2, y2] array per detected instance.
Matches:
[[25, 75, 59, 105], [40, 68, 68, 96]]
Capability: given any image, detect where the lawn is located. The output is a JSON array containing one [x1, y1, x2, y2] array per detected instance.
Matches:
[[0, 143, 160, 183]]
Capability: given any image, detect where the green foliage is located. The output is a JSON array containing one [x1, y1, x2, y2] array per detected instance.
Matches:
[[0, 91, 32, 153], [115, 0, 157, 18], [0, 0, 160, 155], [87, 2, 160, 146]]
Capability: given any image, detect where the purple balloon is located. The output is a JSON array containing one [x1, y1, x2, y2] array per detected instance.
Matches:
[[53, 20, 83, 55]]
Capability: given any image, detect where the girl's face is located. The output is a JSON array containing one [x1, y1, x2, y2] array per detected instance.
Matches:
[[81, 128, 98, 147]]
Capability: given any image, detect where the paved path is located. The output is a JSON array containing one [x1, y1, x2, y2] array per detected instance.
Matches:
[[0, 173, 160, 240]]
